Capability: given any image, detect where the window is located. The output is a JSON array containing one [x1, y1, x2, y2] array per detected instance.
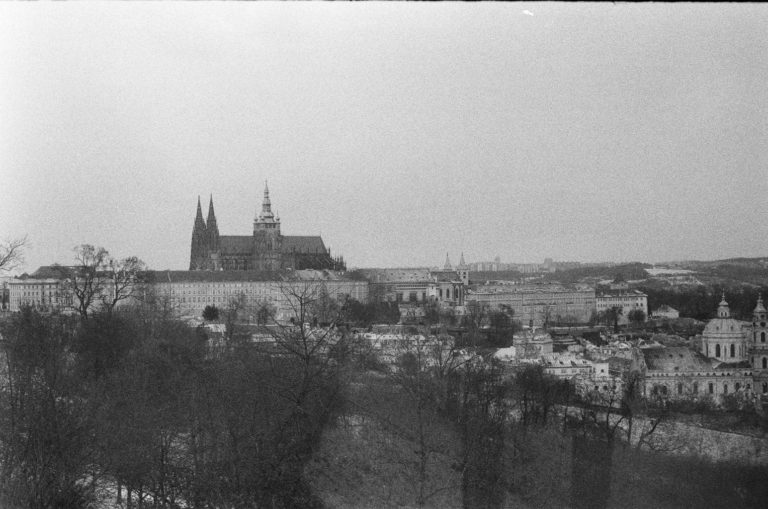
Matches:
[[715, 344, 721, 357], [693, 382, 699, 394], [763, 357, 767, 369], [730, 344, 735, 358], [723, 384, 728, 394], [677, 383, 683, 395], [762, 332, 766, 343], [709, 383, 714, 394], [763, 383, 768, 394]]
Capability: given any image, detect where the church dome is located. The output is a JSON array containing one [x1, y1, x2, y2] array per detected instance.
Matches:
[[701, 294, 749, 362], [703, 295, 744, 338]]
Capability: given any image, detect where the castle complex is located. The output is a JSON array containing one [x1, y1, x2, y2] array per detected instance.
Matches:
[[189, 183, 345, 272]]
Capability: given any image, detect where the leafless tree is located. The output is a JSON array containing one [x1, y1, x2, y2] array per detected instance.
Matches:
[[0, 236, 27, 273], [101, 256, 146, 314], [65, 245, 110, 320]]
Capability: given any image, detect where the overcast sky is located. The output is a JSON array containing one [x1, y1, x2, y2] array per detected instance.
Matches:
[[2, 3, 767, 273]]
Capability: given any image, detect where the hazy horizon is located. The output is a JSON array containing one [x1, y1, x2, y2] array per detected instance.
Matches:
[[3, 3, 767, 274]]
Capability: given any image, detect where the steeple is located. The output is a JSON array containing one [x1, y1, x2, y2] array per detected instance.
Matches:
[[206, 195, 219, 251], [443, 252, 452, 270], [458, 252, 467, 269], [190, 196, 208, 270], [206, 195, 218, 231], [194, 196, 206, 232], [259, 180, 274, 221]]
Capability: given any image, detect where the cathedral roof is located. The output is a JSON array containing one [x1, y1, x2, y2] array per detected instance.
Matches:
[[282, 235, 326, 254], [219, 236, 254, 255]]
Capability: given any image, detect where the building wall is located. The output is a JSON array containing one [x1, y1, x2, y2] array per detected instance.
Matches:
[[152, 278, 368, 321], [468, 287, 596, 325], [645, 370, 754, 400], [595, 291, 648, 321], [5, 278, 66, 312]]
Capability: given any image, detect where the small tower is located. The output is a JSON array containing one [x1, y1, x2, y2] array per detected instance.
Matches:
[[253, 181, 282, 271], [443, 252, 452, 271], [457, 252, 470, 286], [189, 196, 208, 270]]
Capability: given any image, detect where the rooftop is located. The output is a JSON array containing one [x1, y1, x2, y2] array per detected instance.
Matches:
[[642, 347, 713, 372]]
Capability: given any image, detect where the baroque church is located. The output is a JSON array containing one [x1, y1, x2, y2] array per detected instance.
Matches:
[[643, 295, 768, 402], [190, 183, 345, 272]]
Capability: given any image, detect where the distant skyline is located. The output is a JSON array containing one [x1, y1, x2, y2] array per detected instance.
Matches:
[[2, 3, 767, 274]]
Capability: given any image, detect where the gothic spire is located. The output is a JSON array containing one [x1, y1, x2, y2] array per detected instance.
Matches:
[[458, 252, 467, 268], [206, 194, 219, 234], [258, 180, 275, 221], [194, 196, 206, 232], [444, 252, 452, 270], [206, 195, 220, 252]]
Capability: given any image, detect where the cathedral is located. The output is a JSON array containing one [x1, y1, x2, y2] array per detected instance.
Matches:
[[189, 183, 345, 272]]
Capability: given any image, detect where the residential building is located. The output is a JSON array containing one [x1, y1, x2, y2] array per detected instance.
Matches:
[[595, 288, 648, 322], [467, 284, 596, 325], [651, 305, 680, 320]]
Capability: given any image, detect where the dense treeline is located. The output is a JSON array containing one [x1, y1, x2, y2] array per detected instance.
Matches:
[[640, 284, 768, 321], [0, 298, 346, 508]]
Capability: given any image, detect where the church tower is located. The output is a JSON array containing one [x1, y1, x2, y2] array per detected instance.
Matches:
[[253, 182, 282, 271], [457, 252, 470, 286], [189, 196, 208, 270], [205, 195, 220, 269], [752, 296, 768, 394]]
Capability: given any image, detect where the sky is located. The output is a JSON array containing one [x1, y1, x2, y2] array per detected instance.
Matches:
[[2, 3, 767, 273]]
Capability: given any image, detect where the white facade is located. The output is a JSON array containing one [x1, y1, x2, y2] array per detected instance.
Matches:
[[151, 272, 368, 322], [595, 289, 648, 322]]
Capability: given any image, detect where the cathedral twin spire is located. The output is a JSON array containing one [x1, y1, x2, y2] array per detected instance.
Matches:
[[192, 195, 219, 235]]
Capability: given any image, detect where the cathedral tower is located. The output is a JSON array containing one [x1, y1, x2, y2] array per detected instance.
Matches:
[[205, 195, 220, 269], [189, 196, 208, 270], [253, 182, 282, 271]]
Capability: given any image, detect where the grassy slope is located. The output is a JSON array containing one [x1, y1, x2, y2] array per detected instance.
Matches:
[[305, 415, 463, 509]]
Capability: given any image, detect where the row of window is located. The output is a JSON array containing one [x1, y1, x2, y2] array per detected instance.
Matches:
[[654, 380, 762, 396]]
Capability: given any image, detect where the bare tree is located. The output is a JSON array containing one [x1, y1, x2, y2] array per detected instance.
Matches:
[[65, 245, 110, 320], [102, 256, 146, 315], [0, 236, 27, 273]]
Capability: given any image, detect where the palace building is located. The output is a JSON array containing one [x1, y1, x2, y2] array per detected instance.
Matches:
[[190, 182, 345, 272]]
